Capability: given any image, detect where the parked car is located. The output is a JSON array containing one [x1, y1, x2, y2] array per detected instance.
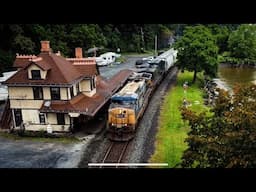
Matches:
[[135, 59, 150, 66], [96, 52, 121, 66], [142, 56, 154, 61], [136, 62, 150, 68]]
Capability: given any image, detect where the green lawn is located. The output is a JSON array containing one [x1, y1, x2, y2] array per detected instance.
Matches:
[[149, 71, 208, 167]]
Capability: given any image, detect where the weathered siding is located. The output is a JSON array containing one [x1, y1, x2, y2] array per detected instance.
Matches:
[[80, 79, 96, 97], [80, 79, 91, 92], [60, 88, 68, 100], [10, 100, 43, 109], [24, 124, 70, 132], [17, 111, 70, 132], [22, 109, 40, 124], [43, 87, 51, 100], [8, 87, 34, 100], [47, 113, 70, 125]]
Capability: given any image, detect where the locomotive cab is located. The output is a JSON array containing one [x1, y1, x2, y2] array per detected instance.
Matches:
[[107, 79, 147, 141]]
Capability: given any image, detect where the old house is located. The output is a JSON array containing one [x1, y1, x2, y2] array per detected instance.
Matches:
[[3, 41, 132, 133]]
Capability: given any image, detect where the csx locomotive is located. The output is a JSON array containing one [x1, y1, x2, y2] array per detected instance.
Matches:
[[107, 48, 177, 141]]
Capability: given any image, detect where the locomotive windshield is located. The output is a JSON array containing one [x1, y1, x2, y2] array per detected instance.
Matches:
[[111, 98, 136, 105]]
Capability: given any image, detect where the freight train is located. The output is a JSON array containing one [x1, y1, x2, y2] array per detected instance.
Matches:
[[107, 48, 178, 141]]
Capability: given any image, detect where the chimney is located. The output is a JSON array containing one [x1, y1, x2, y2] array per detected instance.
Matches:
[[75, 47, 83, 58], [41, 41, 51, 52]]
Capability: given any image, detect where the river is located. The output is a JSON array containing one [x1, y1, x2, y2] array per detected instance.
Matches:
[[217, 64, 256, 88]]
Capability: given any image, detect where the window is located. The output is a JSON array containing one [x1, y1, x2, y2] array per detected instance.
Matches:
[[90, 77, 96, 90], [39, 113, 46, 124], [31, 70, 41, 80], [33, 87, 43, 100], [76, 83, 80, 94], [14, 109, 22, 127], [50, 87, 60, 100], [70, 86, 74, 98], [92, 77, 96, 89], [57, 113, 65, 125]]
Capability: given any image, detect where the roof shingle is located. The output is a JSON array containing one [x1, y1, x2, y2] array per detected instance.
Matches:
[[5, 52, 92, 86]]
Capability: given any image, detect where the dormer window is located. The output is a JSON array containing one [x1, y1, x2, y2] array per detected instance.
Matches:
[[31, 70, 41, 80]]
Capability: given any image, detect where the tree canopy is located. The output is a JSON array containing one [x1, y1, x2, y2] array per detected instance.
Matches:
[[174, 25, 219, 83], [180, 84, 256, 168], [0, 24, 176, 75], [228, 24, 256, 59]]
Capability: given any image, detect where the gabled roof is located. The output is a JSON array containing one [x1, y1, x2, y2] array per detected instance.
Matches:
[[24, 57, 51, 71], [5, 53, 85, 86]]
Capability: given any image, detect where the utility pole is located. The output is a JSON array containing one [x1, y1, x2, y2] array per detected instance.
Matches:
[[140, 27, 145, 52], [155, 35, 157, 56]]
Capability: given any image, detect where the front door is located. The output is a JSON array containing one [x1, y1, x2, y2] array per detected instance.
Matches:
[[14, 109, 22, 127]]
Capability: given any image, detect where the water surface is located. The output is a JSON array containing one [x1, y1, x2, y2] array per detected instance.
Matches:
[[218, 65, 256, 88]]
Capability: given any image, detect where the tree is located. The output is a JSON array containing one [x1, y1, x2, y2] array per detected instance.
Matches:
[[174, 25, 219, 83], [180, 84, 256, 168], [69, 24, 107, 53], [12, 34, 35, 54], [207, 24, 231, 53], [228, 24, 256, 59]]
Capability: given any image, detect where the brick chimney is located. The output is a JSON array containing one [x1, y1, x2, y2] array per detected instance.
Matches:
[[41, 41, 51, 52], [75, 47, 83, 58]]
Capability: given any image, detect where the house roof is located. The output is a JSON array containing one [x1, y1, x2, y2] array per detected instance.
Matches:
[[73, 64, 99, 76], [66, 58, 99, 76], [105, 69, 133, 93], [13, 55, 36, 68], [4, 52, 97, 86], [40, 69, 133, 116]]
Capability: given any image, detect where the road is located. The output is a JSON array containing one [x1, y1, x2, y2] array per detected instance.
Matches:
[[98, 55, 149, 78]]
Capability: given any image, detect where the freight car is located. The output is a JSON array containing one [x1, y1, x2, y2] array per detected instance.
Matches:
[[106, 48, 177, 141]]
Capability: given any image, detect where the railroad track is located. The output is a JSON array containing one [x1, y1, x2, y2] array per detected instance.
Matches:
[[100, 141, 129, 168]]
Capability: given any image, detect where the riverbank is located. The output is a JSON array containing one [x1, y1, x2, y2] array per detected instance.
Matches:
[[149, 71, 208, 167]]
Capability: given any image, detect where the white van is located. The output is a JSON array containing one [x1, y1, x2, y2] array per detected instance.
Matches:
[[96, 52, 121, 66]]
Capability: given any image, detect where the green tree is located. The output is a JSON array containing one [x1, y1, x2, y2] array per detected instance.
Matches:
[[70, 24, 107, 52], [207, 24, 231, 53], [12, 34, 35, 54], [228, 24, 256, 59], [174, 25, 219, 83], [181, 84, 256, 168]]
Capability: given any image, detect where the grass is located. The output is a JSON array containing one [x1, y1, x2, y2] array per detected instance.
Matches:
[[0, 131, 80, 144], [149, 71, 209, 168]]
